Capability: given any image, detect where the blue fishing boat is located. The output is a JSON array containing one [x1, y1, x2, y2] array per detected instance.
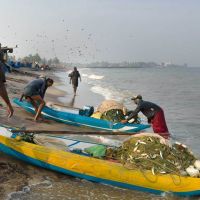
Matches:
[[13, 98, 150, 133]]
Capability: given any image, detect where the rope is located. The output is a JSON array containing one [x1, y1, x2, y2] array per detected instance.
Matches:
[[139, 169, 158, 183], [170, 174, 182, 186]]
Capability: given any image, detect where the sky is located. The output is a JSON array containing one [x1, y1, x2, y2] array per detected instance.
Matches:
[[0, 0, 200, 66]]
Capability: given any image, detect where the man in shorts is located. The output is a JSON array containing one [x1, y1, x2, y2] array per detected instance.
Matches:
[[68, 67, 81, 95], [20, 77, 53, 121]]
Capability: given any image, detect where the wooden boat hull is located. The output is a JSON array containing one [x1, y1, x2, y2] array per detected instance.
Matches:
[[13, 98, 150, 133], [0, 134, 200, 197]]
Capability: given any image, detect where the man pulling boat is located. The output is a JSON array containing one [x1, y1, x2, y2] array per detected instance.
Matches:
[[20, 77, 54, 121], [121, 95, 170, 139]]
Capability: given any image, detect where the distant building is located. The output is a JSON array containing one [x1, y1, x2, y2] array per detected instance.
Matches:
[[160, 61, 187, 68]]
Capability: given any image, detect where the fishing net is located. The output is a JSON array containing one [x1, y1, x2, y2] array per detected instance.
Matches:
[[100, 109, 141, 123], [97, 100, 140, 123], [33, 135, 69, 151], [101, 109, 125, 123], [97, 100, 124, 114], [16, 134, 69, 151], [105, 136, 197, 176]]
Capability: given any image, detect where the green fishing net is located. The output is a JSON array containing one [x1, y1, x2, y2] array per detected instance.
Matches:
[[106, 136, 196, 175], [101, 109, 125, 123], [101, 109, 141, 123]]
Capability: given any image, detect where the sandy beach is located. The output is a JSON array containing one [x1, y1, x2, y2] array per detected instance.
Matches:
[[2, 1, 200, 198], [0, 67, 105, 199]]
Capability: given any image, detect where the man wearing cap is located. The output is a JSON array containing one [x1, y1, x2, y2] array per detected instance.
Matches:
[[20, 77, 54, 121], [121, 95, 170, 139]]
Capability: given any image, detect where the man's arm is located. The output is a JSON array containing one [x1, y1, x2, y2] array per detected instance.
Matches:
[[78, 71, 81, 82], [68, 72, 72, 84], [121, 105, 141, 124]]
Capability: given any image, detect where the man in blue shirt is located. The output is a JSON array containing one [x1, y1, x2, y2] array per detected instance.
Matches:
[[20, 77, 54, 121]]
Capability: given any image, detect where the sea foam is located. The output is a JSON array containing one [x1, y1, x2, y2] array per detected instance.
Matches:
[[88, 74, 104, 80], [82, 73, 104, 80], [90, 85, 132, 103]]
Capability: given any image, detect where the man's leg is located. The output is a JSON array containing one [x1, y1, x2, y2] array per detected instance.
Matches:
[[73, 85, 77, 95], [0, 85, 14, 118], [30, 95, 45, 121], [151, 109, 170, 139], [19, 93, 24, 101], [26, 96, 39, 113]]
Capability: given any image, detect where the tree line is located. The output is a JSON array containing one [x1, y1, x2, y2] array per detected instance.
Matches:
[[17, 53, 60, 65]]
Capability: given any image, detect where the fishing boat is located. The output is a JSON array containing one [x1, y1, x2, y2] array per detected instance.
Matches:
[[1, 127, 200, 197], [13, 98, 150, 133]]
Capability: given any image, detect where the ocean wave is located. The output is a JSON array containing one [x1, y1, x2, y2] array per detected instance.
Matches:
[[71, 73, 104, 80], [82, 73, 88, 77], [90, 85, 133, 104], [90, 84, 140, 111], [88, 74, 104, 80], [90, 85, 113, 100], [66, 70, 72, 75]]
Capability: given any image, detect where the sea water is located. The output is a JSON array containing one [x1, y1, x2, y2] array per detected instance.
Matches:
[[60, 66, 200, 155], [79, 66, 200, 156]]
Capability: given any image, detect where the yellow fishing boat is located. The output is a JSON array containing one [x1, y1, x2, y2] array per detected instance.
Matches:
[[0, 128, 200, 197]]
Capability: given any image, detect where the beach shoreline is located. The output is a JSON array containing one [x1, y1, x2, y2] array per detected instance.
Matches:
[[54, 70, 104, 109], [0, 67, 105, 130]]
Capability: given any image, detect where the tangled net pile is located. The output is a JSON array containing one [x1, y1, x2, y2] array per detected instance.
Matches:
[[106, 136, 198, 176]]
